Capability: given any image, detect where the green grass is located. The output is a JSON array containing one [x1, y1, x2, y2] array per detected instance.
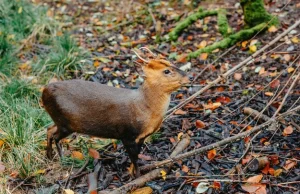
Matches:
[[0, 0, 90, 187]]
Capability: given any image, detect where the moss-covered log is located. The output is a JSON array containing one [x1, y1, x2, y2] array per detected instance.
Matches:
[[217, 9, 232, 37], [168, 9, 218, 41], [241, 0, 279, 27], [187, 22, 266, 59]]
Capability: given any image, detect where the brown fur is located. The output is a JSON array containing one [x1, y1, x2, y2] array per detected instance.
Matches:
[[42, 58, 189, 177]]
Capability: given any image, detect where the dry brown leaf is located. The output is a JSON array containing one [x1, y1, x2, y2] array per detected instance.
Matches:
[[182, 165, 189, 173], [274, 168, 283, 177], [283, 54, 291, 62], [283, 159, 297, 171], [64, 189, 75, 194], [241, 183, 266, 194], [174, 109, 187, 115], [234, 73, 242, 80], [198, 40, 207, 49], [287, 67, 294, 73], [177, 132, 184, 140], [246, 174, 263, 183], [270, 79, 280, 88], [265, 92, 273, 96], [207, 149, 216, 160], [71, 151, 84, 160], [203, 102, 221, 110], [268, 25, 278, 32], [93, 61, 100, 67], [131, 187, 153, 194], [283, 126, 293, 136], [268, 168, 275, 176], [196, 120, 206, 129], [241, 41, 248, 48], [88, 148, 100, 159]]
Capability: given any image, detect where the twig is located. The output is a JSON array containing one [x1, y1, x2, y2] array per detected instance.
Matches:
[[141, 107, 299, 172], [165, 20, 300, 118]]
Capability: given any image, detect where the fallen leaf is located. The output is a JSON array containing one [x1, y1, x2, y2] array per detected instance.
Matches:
[[169, 137, 176, 144], [182, 165, 189, 173], [283, 54, 291, 62], [265, 92, 273, 96], [71, 151, 84, 160], [174, 109, 187, 115], [196, 182, 209, 193], [213, 181, 221, 189], [269, 155, 279, 165], [138, 154, 152, 161], [196, 120, 206, 129], [261, 163, 270, 174], [93, 61, 100, 67], [216, 96, 231, 104], [291, 36, 299, 43], [207, 149, 216, 160], [234, 73, 242, 80], [200, 53, 208, 60], [242, 155, 253, 165], [247, 174, 263, 183], [242, 41, 248, 48], [33, 169, 46, 176], [283, 159, 297, 171], [198, 40, 207, 49], [250, 39, 258, 46], [131, 187, 153, 194], [177, 54, 188, 63], [89, 148, 100, 159], [10, 171, 19, 178], [241, 183, 266, 194], [268, 25, 278, 32], [270, 79, 280, 88], [268, 168, 275, 176], [161, 170, 167, 180], [283, 126, 293, 136], [249, 45, 257, 53], [287, 67, 294, 73], [274, 169, 283, 177], [64, 189, 75, 194], [203, 102, 221, 110], [177, 132, 184, 140]]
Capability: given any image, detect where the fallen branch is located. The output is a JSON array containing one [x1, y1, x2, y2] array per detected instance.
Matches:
[[105, 134, 191, 194], [141, 106, 299, 171], [165, 19, 300, 118]]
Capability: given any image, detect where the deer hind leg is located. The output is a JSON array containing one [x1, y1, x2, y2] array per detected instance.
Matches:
[[53, 126, 72, 158], [46, 125, 58, 159]]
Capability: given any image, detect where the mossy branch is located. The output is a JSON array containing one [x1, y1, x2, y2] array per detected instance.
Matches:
[[187, 22, 267, 59], [217, 9, 232, 37], [168, 9, 218, 41]]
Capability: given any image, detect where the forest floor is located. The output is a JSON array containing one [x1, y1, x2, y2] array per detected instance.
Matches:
[[0, 0, 299, 193]]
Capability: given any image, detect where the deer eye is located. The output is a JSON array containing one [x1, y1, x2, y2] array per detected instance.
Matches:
[[164, 69, 171, 75]]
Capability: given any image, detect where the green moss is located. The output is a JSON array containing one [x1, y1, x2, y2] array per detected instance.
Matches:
[[188, 22, 267, 59], [240, 0, 279, 27], [217, 9, 232, 37], [168, 9, 218, 41]]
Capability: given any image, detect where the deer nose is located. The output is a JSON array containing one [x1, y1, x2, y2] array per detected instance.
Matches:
[[189, 75, 194, 81]]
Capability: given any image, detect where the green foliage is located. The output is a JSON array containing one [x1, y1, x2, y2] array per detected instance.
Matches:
[[240, 0, 279, 27], [36, 33, 88, 77]]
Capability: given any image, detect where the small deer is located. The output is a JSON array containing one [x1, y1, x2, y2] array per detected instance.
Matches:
[[42, 47, 190, 177]]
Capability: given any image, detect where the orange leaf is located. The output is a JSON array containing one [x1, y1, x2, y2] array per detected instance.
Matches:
[[268, 168, 275, 176], [261, 162, 270, 174], [203, 102, 221, 110], [177, 54, 188, 63], [270, 79, 280, 88], [215, 96, 231, 104], [207, 149, 216, 160], [169, 137, 176, 144], [283, 126, 293, 136], [198, 40, 207, 49], [71, 151, 84, 160], [200, 53, 208, 60], [88, 148, 100, 159], [283, 159, 297, 171], [269, 155, 279, 165], [93, 61, 100, 67], [241, 183, 266, 194], [182, 165, 189, 173], [174, 109, 187, 115], [213, 181, 221, 189], [265, 92, 274, 96], [244, 136, 251, 144], [196, 120, 206, 129], [246, 174, 263, 183]]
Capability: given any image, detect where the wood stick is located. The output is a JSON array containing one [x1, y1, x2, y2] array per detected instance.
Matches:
[[106, 134, 191, 194], [165, 20, 300, 118], [140, 106, 300, 172]]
